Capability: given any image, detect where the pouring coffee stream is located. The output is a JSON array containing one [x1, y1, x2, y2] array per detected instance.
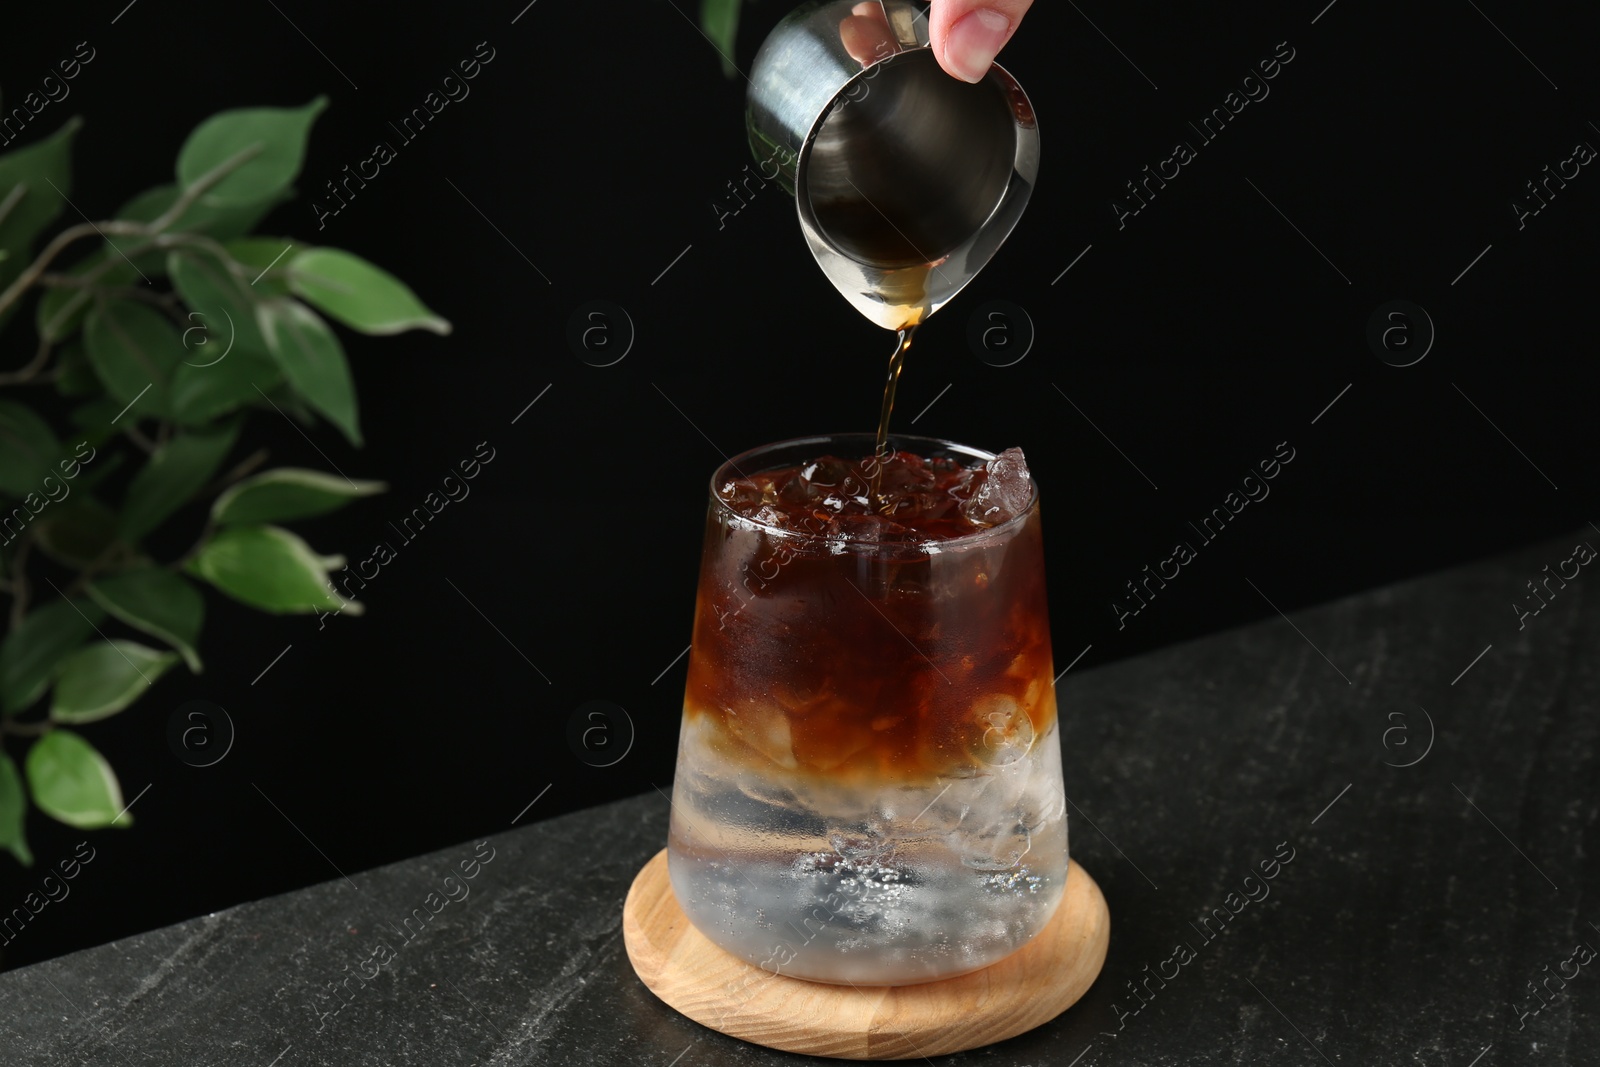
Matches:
[[869, 324, 916, 505], [867, 252, 932, 506]]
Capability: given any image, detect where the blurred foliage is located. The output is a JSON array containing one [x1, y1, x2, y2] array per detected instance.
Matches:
[[0, 97, 449, 865], [701, 0, 752, 78]]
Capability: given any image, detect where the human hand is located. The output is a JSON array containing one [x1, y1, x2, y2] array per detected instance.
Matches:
[[838, 1, 1035, 84], [928, 0, 1033, 83]]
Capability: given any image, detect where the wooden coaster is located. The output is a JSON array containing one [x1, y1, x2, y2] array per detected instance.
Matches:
[[623, 849, 1110, 1060]]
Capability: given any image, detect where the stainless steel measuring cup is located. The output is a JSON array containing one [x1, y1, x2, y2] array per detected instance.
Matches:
[[746, 0, 1039, 330]]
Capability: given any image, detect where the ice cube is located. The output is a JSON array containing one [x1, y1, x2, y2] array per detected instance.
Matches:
[[972, 695, 1034, 767], [1017, 783, 1067, 832], [775, 457, 865, 515], [956, 822, 1032, 871], [799, 458, 853, 489], [735, 772, 804, 811], [718, 478, 764, 513], [752, 504, 788, 528], [960, 447, 1033, 527], [724, 700, 798, 769], [777, 468, 817, 508], [826, 512, 907, 543], [872, 450, 935, 500], [901, 775, 984, 835]]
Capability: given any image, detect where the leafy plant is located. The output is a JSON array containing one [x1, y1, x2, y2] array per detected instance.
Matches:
[[0, 97, 449, 865], [701, 0, 752, 78]]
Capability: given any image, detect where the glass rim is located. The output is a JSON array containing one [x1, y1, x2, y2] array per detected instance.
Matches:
[[707, 431, 1040, 549]]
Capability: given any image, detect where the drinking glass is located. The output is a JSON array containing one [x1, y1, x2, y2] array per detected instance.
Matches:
[[666, 433, 1067, 985]]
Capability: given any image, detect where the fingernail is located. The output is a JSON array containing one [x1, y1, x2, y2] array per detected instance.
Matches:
[[945, 9, 1011, 83]]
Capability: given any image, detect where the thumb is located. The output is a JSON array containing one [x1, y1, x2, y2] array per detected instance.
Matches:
[[928, 0, 1034, 83]]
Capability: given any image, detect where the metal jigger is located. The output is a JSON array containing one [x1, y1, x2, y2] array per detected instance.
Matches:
[[746, 0, 1039, 330]]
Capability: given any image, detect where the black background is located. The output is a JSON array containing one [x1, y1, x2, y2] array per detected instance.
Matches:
[[1, 0, 1595, 969]]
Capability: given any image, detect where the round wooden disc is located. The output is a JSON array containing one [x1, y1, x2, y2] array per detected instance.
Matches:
[[623, 849, 1110, 1060]]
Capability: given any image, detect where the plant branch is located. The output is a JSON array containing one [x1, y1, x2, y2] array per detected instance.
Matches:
[[0, 336, 55, 387], [0, 220, 127, 321], [0, 184, 27, 230], [42, 273, 181, 315], [61, 537, 135, 600], [37, 271, 92, 288], [7, 537, 31, 633], [112, 286, 183, 317], [28, 227, 256, 347], [147, 143, 265, 233], [123, 423, 158, 453], [202, 447, 270, 499], [156, 231, 254, 281], [0, 142, 264, 320], [33, 251, 161, 342]]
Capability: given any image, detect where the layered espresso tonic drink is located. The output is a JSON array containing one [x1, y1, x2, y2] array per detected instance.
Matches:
[[667, 433, 1066, 985]]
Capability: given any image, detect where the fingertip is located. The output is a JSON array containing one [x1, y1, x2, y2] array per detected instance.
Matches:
[[942, 8, 1012, 83]]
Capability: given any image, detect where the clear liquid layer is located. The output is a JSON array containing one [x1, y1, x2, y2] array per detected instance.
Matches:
[[667, 716, 1067, 985]]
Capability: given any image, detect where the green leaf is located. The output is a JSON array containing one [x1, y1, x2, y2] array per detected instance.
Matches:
[[0, 752, 31, 866], [186, 523, 361, 615], [0, 117, 81, 250], [72, 445, 121, 493], [119, 422, 240, 542], [287, 248, 450, 336], [116, 182, 284, 243], [166, 247, 287, 425], [169, 347, 283, 427], [213, 467, 385, 525], [25, 730, 128, 829], [167, 246, 286, 425], [33, 497, 119, 569], [0, 117, 83, 331], [0, 399, 63, 496], [700, 0, 742, 78], [176, 97, 328, 207], [54, 340, 100, 396], [252, 380, 318, 427], [169, 248, 271, 356], [224, 237, 296, 297], [257, 298, 360, 445], [0, 597, 104, 714], [37, 284, 87, 343], [69, 398, 125, 450], [86, 568, 204, 672], [84, 298, 186, 419], [50, 640, 178, 724]]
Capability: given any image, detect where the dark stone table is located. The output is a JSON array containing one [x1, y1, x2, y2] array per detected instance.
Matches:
[[3, 532, 1596, 1065]]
